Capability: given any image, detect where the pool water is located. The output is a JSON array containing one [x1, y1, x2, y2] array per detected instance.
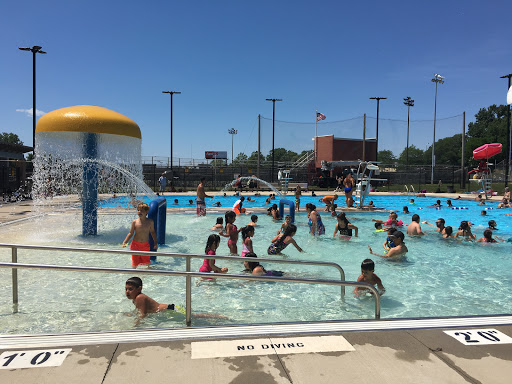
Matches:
[[1, 195, 511, 335]]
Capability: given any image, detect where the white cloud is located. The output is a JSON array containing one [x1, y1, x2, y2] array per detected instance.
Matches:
[[16, 108, 46, 117]]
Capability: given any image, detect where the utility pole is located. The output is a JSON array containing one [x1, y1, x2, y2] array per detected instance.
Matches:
[[431, 74, 445, 184], [403, 97, 415, 167], [500, 73, 512, 187]]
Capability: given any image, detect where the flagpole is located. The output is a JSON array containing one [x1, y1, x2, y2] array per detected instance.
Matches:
[[315, 110, 318, 164]]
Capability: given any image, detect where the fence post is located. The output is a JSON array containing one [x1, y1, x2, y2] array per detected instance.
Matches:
[[186, 256, 192, 326], [12, 247, 18, 313]]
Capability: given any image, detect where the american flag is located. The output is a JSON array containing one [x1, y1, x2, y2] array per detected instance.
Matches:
[[316, 112, 326, 121]]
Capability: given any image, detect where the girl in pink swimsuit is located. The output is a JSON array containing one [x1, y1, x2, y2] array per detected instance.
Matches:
[[199, 234, 228, 274], [240, 225, 255, 257], [220, 211, 241, 255]]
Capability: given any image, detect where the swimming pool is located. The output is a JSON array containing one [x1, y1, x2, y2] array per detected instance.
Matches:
[[1, 195, 511, 334]]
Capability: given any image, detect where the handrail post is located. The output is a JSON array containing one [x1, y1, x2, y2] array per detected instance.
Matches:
[[12, 247, 18, 313], [186, 256, 192, 326]]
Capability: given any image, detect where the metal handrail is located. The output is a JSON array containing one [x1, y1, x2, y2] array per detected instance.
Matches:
[[0, 261, 381, 326], [0, 242, 347, 298]]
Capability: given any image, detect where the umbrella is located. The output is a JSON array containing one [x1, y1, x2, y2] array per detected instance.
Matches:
[[472, 143, 502, 159]]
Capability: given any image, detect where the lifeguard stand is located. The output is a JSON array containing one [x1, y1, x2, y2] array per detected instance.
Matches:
[[278, 169, 292, 193]]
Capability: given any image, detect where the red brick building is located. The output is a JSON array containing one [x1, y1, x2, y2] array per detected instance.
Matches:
[[314, 135, 377, 169]]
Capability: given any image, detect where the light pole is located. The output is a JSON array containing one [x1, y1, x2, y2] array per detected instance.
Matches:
[[500, 73, 512, 187], [19, 45, 46, 157], [403, 97, 415, 167], [369, 97, 387, 161], [266, 98, 282, 182], [162, 91, 181, 171], [431, 74, 444, 184], [228, 128, 237, 164]]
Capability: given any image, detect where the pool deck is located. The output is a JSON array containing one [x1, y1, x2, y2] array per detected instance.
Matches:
[[1, 316, 512, 383]]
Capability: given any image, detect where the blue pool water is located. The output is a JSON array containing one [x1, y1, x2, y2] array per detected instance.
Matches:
[[1, 194, 511, 334]]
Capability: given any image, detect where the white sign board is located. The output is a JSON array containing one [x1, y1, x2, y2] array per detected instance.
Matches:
[[507, 85, 512, 105], [1, 349, 72, 369], [191, 335, 354, 359], [444, 329, 512, 345]]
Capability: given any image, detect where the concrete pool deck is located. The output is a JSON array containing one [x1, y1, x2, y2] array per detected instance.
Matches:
[[1, 317, 512, 383]]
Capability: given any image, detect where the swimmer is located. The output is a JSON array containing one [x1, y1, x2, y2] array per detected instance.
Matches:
[[372, 212, 403, 227], [481, 210, 487, 216], [278, 215, 292, 235], [369, 231, 408, 258], [487, 220, 498, 231], [122, 202, 157, 268], [455, 221, 476, 240], [210, 201, 222, 207], [330, 203, 338, 216], [210, 217, 223, 231], [265, 195, 272, 205], [248, 214, 258, 227], [311, 191, 317, 197], [240, 225, 255, 257], [172, 199, 179, 205], [219, 211, 241, 254], [333, 212, 358, 238], [406, 214, 424, 236], [322, 194, 338, 212], [428, 200, 442, 208], [374, 222, 385, 232], [403, 206, 410, 214], [498, 198, 511, 208], [267, 224, 303, 254], [454, 195, 462, 200], [446, 200, 453, 207], [188, 199, 194, 205], [243, 252, 284, 276], [246, 197, 254, 202], [125, 277, 183, 318], [199, 234, 228, 273], [306, 203, 325, 236], [442, 226, 454, 238], [270, 204, 281, 220], [423, 217, 447, 235], [354, 259, 385, 297], [295, 185, 302, 212], [409, 198, 415, 204], [476, 229, 500, 243], [475, 194, 483, 202], [382, 228, 396, 251]]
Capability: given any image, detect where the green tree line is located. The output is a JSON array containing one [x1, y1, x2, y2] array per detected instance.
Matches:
[[378, 104, 510, 166]]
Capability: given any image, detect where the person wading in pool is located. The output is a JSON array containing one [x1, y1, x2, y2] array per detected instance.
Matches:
[[368, 231, 408, 259], [196, 177, 214, 216]]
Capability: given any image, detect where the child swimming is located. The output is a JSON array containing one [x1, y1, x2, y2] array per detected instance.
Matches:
[[125, 277, 184, 318], [210, 217, 223, 231], [267, 224, 303, 255], [278, 215, 292, 235], [333, 212, 358, 238], [240, 225, 255, 257], [122, 202, 157, 268], [243, 252, 284, 276], [248, 214, 258, 227], [354, 259, 385, 297], [199, 234, 228, 274], [219, 211, 241, 254]]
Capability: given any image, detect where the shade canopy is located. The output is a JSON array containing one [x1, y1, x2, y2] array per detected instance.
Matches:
[[472, 143, 502, 159]]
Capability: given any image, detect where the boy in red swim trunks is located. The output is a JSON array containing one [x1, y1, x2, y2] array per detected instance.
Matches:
[[122, 203, 157, 268]]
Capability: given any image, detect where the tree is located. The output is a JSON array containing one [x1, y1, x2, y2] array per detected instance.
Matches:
[[232, 152, 248, 165], [466, 104, 508, 163], [377, 150, 396, 165], [398, 145, 426, 165], [247, 151, 266, 164], [265, 148, 299, 163], [0, 132, 23, 145]]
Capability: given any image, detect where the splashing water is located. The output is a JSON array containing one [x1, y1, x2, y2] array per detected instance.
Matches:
[[221, 176, 284, 197]]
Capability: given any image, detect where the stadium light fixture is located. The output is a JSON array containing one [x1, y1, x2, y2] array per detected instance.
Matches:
[[403, 97, 415, 167], [431, 74, 444, 184], [265, 98, 283, 182], [228, 128, 238, 165], [369, 97, 387, 161], [500, 73, 512, 187], [18, 45, 46, 157], [162, 91, 181, 171]]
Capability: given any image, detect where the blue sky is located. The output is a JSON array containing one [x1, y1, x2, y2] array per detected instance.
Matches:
[[1, 0, 510, 160]]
